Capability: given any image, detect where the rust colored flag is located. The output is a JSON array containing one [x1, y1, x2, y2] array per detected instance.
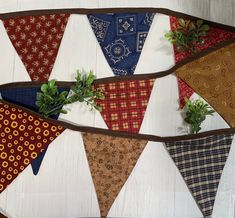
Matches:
[[2, 14, 70, 81], [82, 132, 148, 217], [176, 43, 235, 127], [170, 16, 235, 108]]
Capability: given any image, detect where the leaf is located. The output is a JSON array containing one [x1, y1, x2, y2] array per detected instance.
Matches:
[[179, 18, 186, 27], [183, 98, 214, 134], [36, 70, 105, 118], [41, 84, 48, 93], [196, 20, 203, 28], [165, 18, 209, 54]]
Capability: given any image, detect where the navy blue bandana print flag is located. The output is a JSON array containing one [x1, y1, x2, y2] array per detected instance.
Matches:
[[165, 133, 234, 217], [88, 13, 155, 76], [0, 86, 69, 175]]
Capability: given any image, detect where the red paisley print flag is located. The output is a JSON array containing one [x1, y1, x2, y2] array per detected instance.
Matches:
[[95, 78, 155, 133], [170, 16, 235, 108], [2, 14, 70, 81], [0, 101, 64, 193]]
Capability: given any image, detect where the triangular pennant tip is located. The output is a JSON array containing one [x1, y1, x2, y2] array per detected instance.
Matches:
[[0, 101, 65, 193], [0, 87, 70, 175], [2, 13, 70, 81], [95, 78, 155, 133], [88, 13, 155, 76], [178, 79, 194, 109], [82, 132, 148, 217], [165, 133, 234, 217], [170, 16, 235, 108], [31, 148, 48, 175], [176, 43, 235, 128]]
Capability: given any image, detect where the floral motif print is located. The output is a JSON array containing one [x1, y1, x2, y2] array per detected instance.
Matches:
[[82, 132, 148, 217], [3, 14, 70, 81]]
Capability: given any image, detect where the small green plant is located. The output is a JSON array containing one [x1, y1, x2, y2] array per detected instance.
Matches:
[[36, 70, 105, 118], [184, 98, 215, 134], [165, 18, 209, 54]]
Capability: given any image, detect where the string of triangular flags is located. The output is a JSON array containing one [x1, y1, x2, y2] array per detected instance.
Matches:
[[1, 12, 155, 174], [0, 99, 234, 218], [0, 8, 235, 218], [1, 41, 235, 175]]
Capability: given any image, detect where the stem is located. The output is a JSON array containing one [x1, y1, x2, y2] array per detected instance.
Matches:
[[45, 103, 64, 115]]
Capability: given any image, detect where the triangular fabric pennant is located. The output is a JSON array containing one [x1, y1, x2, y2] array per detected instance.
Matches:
[[88, 13, 155, 76], [0, 101, 64, 193], [169, 16, 235, 108], [0, 86, 69, 175], [95, 78, 155, 133], [82, 132, 148, 217], [165, 133, 234, 217], [178, 78, 195, 109], [176, 43, 235, 128], [2, 14, 70, 81]]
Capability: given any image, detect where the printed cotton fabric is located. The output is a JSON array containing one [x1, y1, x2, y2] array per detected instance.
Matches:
[[170, 16, 235, 108], [2, 14, 70, 81], [88, 13, 155, 76], [0, 87, 69, 175], [95, 78, 155, 133], [0, 101, 64, 192], [176, 43, 235, 127], [82, 132, 148, 217], [165, 133, 234, 217]]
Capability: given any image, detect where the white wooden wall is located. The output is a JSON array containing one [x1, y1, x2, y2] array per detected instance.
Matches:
[[0, 1, 235, 218]]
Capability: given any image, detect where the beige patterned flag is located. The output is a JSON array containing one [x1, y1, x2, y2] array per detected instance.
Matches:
[[82, 132, 148, 217], [176, 43, 235, 127]]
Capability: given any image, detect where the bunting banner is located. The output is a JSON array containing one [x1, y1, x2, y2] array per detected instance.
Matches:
[[0, 98, 234, 217], [165, 133, 234, 217], [88, 13, 155, 76], [0, 101, 64, 193], [2, 13, 70, 81], [0, 86, 69, 175], [81, 132, 148, 217], [95, 78, 155, 133], [176, 43, 235, 128], [170, 16, 235, 108], [0, 8, 235, 218]]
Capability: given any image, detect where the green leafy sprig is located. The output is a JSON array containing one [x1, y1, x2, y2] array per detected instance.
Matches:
[[36, 70, 104, 118], [165, 18, 210, 54], [183, 98, 215, 134]]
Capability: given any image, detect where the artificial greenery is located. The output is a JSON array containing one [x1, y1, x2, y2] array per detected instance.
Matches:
[[165, 18, 210, 54], [184, 98, 215, 134], [36, 70, 104, 118]]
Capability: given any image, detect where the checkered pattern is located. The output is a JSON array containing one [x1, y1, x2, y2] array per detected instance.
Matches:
[[165, 133, 234, 217], [95, 78, 155, 133]]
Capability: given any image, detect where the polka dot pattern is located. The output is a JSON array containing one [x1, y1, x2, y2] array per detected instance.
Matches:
[[0, 102, 64, 193]]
